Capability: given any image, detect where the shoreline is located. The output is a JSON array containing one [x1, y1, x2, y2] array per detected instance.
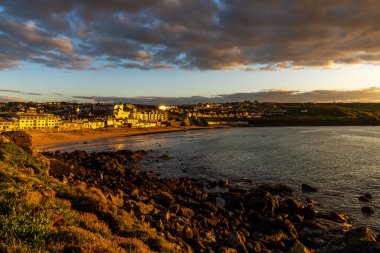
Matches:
[[1, 131, 379, 252], [31, 124, 380, 150], [30, 126, 227, 150], [42, 148, 380, 252]]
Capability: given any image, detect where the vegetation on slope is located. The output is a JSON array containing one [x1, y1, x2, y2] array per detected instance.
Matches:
[[0, 137, 177, 252], [251, 103, 380, 126]]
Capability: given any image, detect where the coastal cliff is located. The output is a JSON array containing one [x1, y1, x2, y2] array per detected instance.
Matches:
[[0, 132, 379, 252]]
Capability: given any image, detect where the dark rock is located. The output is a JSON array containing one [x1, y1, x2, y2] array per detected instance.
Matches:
[[365, 193, 373, 199], [155, 191, 175, 207], [215, 197, 226, 209], [170, 204, 181, 215], [208, 180, 218, 188], [361, 206, 375, 214], [158, 210, 171, 221], [46, 148, 379, 253], [300, 205, 316, 220], [227, 231, 248, 253], [317, 211, 350, 224], [259, 184, 295, 196], [283, 219, 298, 239], [345, 227, 377, 242], [359, 196, 370, 202], [201, 201, 218, 213], [289, 240, 311, 253], [301, 184, 318, 192], [183, 227, 194, 240], [218, 179, 229, 187], [159, 154, 171, 160], [320, 227, 380, 253], [283, 199, 305, 215]]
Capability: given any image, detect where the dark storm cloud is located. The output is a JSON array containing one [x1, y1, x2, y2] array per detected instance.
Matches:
[[72, 87, 380, 105], [1, 0, 380, 70], [0, 89, 42, 96]]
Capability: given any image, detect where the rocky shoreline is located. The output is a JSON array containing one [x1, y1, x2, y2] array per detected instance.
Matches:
[[42, 149, 380, 253]]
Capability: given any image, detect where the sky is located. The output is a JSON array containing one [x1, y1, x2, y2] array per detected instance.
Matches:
[[1, 0, 380, 104]]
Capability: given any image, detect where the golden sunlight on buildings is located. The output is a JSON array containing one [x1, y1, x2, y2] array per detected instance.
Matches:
[[158, 105, 168, 110], [8, 111, 61, 130]]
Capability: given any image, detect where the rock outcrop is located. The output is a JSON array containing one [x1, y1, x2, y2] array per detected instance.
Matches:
[[2, 131, 33, 153], [43, 150, 380, 253]]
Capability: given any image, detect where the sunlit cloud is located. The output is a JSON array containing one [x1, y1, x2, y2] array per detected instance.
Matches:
[[0, 95, 25, 102], [1, 1, 380, 70]]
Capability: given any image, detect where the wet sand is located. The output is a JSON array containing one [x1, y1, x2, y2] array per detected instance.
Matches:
[[30, 126, 219, 149]]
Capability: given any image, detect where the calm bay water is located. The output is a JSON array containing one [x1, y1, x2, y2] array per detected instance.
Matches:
[[42, 126, 380, 231]]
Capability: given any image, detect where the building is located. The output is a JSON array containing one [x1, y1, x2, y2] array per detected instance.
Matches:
[[8, 112, 61, 130], [135, 110, 168, 122], [59, 120, 86, 131], [87, 120, 105, 129], [0, 117, 17, 132], [113, 104, 135, 119]]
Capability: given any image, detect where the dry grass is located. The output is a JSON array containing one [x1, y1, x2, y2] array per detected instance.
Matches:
[[0, 138, 179, 252]]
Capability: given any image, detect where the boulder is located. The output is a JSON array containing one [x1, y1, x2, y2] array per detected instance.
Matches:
[[315, 211, 349, 223], [201, 201, 218, 213], [136, 202, 154, 215], [361, 206, 375, 214], [301, 184, 318, 192], [218, 179, 229, 187], [155, 191, 175, 206], [159, 154, 171, 160], [215, 197, 226, 209], [321, 227, 380, 253], [289, 240, 311, 253], [183, 227, 194, 240], [2, 131, 33, 153], [49, 159, 74, 178], [358, 196, 370, 202], [227, 231, 248, 253], [345, 227, 377, 242], [158, 210, 171, 221]]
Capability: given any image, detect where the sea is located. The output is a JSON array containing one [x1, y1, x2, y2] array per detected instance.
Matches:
[[41, 126, 380, 232]]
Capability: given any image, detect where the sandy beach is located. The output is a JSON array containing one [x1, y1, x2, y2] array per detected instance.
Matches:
[[30, 126, 218, 149]]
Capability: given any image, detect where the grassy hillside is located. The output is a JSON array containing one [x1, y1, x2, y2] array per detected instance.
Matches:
[[0, 137, 177, 252], [252, 103, 380, 126]]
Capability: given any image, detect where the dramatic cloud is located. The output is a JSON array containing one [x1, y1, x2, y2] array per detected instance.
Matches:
[[1, 1, 380, 70], [72, 87, 380, 104]]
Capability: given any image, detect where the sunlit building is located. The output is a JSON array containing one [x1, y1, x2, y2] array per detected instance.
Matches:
[[0, 117, 17, 132], [8, 112, 61, 130]]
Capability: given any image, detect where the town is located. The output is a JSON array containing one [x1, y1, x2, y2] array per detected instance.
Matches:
[[1, 101, 380, 132]]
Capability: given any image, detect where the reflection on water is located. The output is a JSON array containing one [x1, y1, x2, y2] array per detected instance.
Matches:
[[42, 126, 380, 232]]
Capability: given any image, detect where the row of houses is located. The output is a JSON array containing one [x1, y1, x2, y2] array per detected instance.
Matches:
[[0, 109, 169, 133], [186, 111, 262, 119]]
